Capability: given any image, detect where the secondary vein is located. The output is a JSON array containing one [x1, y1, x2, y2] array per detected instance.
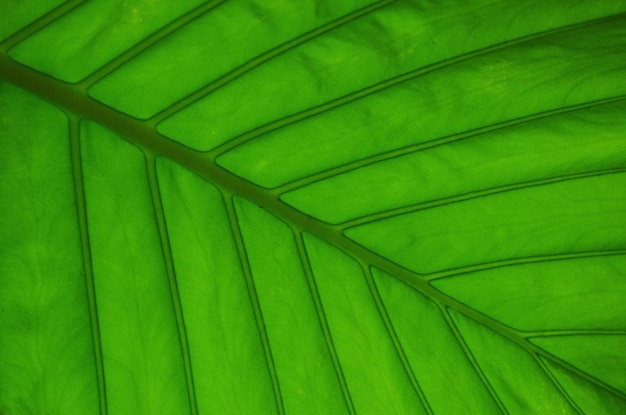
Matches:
[[274, 95, 626, 195], [150, 0, 396, 125], [79, 0, 226, 89], [293, 230, 356, 415], [360, 264, 432, 415], [0, 0, 84, 53], [208, 12, 626, 158], [145, 154, 199, 415], [533, 354, 584, 414], [339, 168, 626, 230], [68, 115, 108, 415], [437, 305, 508, 414], [224, 193, 285, 415]]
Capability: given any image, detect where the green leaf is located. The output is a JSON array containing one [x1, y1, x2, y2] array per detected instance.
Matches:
[[1, 1, 625, 414]]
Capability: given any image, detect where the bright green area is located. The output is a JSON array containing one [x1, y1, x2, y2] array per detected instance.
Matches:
[[217, 15, 626, 187], [0, 0, 65, 42], [347, 172, 626, 274], [156, 159, 277, 414], [8, 0, 206, 82], [303, 234, 427, 415], [372, 268, 499, 414], [531, 335, 626, 394], [450, 311, 577, 414], [89, 0, 381, 119], [80, 122, 189, 414], [542, 358, 626, 415], [1, 0, 626, 414], [0, 82, 98, 414], [159, 0, 626, 152], [234, 197, 348, 415], [282, 100, 626, 224], [433, 255, 626, 331]]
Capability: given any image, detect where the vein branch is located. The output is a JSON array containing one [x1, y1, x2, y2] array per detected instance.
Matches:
[[340, 168, 626, 230], [209, 13, 626, 158], [426, 249, 626, 281], [447, 305, 626, 402], [533, 354, 584, 415], [79, 0, 226, 88], [151, 0, 396, 125], [224, 194, 285, 415], [293, 230, 356, 415], [145, 154, 198, 415], [360, 264, 432, 415], [524, 329, 626, 337], [524, 337, 626, 401], [0, 0, 84, 52], [276, 95, 626, 195], [68, 115, 108, 415], [437, 305, 508, 414]]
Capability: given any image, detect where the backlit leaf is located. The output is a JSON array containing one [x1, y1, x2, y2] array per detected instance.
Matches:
[[1, 1, 625, 414]]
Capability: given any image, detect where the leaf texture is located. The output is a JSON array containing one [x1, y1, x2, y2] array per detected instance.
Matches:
[[1, 1, 626, 414]]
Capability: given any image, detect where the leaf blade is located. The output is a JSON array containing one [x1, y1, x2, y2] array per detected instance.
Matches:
[[1, 1, 626, 413]]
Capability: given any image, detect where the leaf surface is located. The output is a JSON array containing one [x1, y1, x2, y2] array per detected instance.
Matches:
[[1, 1, 626, 414]]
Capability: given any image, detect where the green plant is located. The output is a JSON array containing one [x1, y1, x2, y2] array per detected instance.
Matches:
[[1, 0, 625, 414]]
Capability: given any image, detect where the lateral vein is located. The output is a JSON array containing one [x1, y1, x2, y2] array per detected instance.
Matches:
[[533, 354, 584, 415], [340, 168, 626, 230], [0, 0, 84, 52], [438, 305, 508, 415], [209, 13, 626, 157], [145, 154, 198, 415], [361, 264, 432, 415], [151, 0, 396, 125], [275, 95, 626, 195], [68, 115, 108, 415], [293, 230, 356, 415], [224, 194, 285, 415]]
